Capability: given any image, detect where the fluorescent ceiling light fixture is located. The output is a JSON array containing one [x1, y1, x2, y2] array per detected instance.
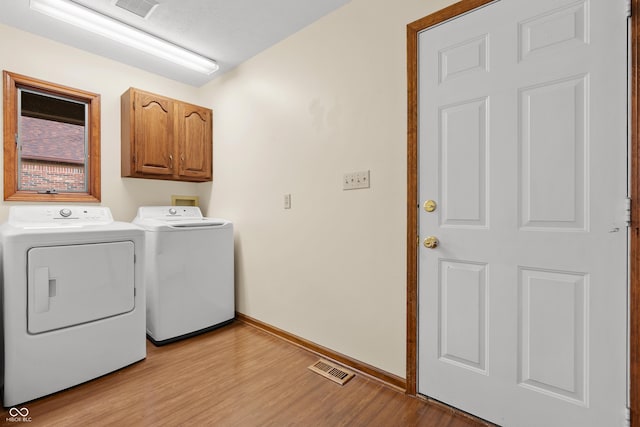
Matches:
[[30, 0, 219, 75]]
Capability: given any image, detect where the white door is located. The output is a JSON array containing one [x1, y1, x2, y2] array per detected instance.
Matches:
[[417, 1, 628, 426]]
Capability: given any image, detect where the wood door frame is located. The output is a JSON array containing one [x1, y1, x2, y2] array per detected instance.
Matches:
[[406, 1, 640, 424]]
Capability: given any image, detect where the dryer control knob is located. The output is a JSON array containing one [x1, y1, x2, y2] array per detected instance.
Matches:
[[169, 208, 177, 215], [59, 208, 72, 217]]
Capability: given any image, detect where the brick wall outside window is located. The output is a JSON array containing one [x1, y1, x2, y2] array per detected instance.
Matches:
[[20, 159, 85, 192]]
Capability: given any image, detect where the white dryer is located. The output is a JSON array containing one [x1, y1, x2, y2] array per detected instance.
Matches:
[[133, 206, 234, 345], [0, 206, 145, 407]]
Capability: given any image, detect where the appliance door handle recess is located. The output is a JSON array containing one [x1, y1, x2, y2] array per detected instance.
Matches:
[[34, 267, 51, 313]]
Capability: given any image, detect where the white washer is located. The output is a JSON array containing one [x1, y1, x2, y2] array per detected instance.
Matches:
[[133, 206, 234, 345], [0, 205, 145, 407]]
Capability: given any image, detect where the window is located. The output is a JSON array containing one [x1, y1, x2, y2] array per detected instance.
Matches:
[[3, 71, 100, 202]]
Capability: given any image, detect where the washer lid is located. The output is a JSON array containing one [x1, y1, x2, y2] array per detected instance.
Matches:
[[133, 206, 230, 230]]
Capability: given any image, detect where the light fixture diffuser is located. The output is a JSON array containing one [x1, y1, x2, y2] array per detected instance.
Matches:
[[30, 0, 219, 75]]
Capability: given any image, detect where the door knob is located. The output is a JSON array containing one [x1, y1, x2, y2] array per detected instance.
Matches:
[[424, 200, 437, 212], [423, 236, 439, 249]]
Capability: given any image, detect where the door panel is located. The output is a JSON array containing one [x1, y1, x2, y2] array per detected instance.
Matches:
[[518, 267, 587, 404], [440, 97, 488, 228], [438, 259, 488, 373], [518, 1, 588, 61], [28, 241, 135, 334], [417, 1, 627, 426], [439, 34, 489, 83], [519, 75, 587, 230]]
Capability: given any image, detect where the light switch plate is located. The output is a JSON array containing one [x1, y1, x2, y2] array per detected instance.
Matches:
[[343, 170, 370, 190]]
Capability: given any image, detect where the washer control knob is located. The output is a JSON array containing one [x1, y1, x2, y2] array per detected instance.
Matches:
[[169, 208, 177, 215], [59, 208, 72, 217]]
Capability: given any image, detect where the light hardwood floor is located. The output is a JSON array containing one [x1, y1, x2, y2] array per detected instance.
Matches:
[[1, 321, 485, 426]]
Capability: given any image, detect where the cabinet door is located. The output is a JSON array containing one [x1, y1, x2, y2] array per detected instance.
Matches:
[[177, 103, 212, 180], [134, 91, 174, 176]]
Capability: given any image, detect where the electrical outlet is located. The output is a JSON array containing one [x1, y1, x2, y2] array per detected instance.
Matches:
[[284, 193, 291, 209], [343, 170, 370, 190]]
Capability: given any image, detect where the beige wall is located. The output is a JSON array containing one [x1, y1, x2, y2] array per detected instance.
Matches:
[[0, 0, 457, 378], [200, 0, 456, 377], [0, 23, 207, 222]]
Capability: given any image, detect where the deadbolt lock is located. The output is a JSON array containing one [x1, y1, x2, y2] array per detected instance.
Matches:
[[424, 200, 437, 212], [423, 236, 439, 249]]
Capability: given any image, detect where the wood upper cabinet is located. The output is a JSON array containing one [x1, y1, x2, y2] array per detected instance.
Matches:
[[121, 88, 212, 182]]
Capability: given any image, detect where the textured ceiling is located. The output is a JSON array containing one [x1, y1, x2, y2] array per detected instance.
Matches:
[[0, 0, 350, 86]]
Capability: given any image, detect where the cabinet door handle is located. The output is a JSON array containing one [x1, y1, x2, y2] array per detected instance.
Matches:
[[169, 154, 173, 169]]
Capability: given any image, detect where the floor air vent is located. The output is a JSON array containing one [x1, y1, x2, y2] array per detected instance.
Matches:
[[308, 359, 355, 385]]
